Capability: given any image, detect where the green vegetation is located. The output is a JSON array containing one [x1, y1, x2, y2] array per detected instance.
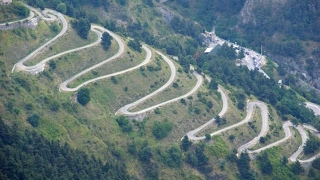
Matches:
[[0, 1, 30, 23], [101, 32, 112, 50], [127, 38, 142, 52], [27, 113, 40, 127], [72, 18, 91, 39], [0, 118, 130, 179], [77, 88, 91, 105], [304, 135, 320, 155], [151, 118, 173, 139], [115, 116, 133, 133], [56, 3, 67, 14], [2, 0, 320, 179]]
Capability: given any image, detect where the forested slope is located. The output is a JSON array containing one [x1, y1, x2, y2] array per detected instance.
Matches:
[[166, 0, 320, 90], [1, 0, 320, 180]]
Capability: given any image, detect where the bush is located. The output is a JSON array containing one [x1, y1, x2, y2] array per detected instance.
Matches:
[[50, 100, 60, 111], [77, 88, 91, 105], [101, 32, 112, 50], [72, 18, 91, 39], [127, 39, 142, 52], [27, 113, 40, 127], [312, 157, 320, 170], [152, 119, 173, 139], [205, 134, 211, 141], [111, 76, 118, 84], [154, 108, 161, 114], [115, 116, 133, 133], [56, 3, 67, 14]]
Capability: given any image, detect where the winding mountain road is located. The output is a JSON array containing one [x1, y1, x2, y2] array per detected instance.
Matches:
[[289, 125, 308, 162], [11, 5, 320, 164], [237, 102, 269, 153], [59, 25, 127, 92], [116, 51, 203, 116], [0, 8, 35, 26], [247, 121, 293, 154], [12, 8, 68, 73], [186, 86, 228, 141], [60, 44, 150, 92]]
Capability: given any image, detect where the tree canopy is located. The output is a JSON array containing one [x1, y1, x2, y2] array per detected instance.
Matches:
[[77, 88, 91, 105]]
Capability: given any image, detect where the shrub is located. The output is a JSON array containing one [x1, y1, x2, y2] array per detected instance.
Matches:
[[152, 119, 173, 139], [101, 32, 112, 50], [154, 108, 161, 114], [115, 116, 132, 133], [111, 76, 118, 84], [77, 88, 91, 105], [27, 113, 40, 127], [127, 39, 142, 52]]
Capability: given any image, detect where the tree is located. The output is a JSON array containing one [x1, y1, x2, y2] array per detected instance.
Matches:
[[77, 88, 91, 105], [152, 119, 173, 139], [281, 155, 288, 165], [303, 136, 320, 155], [168, 146, 182, 167], [312, 157, 320, 170], [139, 146, 153, 162], [258, 152, 273, 175], [56, 3, 67, 14], [27, 113, 40, 127], [215, 115, 227, 126], [237, 152, 254, 180], [115, 116, 132, 133], [205, 134, 211, 141], [186, 151, 198, 167], [127, 39, 142, 52], [259, 137, 266, 144], [101, 32, 112, 50], [209, 79, 218, 90], [291, 161, 304, 175], [72, 19, 91, 39], [181, 135, 192, 151]]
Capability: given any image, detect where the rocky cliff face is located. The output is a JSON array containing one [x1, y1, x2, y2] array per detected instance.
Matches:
[[240, 0, 286, 25]]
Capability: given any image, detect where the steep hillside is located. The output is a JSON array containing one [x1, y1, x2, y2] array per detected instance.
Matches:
[[165, 0, 320, 92], [1, 1, 320, 180]]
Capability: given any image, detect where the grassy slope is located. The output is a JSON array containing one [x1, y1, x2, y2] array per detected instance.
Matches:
[[25, 18, 98, 66], [2, 2, 319, 179], [0, 20, 58, 68]]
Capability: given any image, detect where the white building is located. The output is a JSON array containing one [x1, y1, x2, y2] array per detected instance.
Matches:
[[0, 0, 12, 5]]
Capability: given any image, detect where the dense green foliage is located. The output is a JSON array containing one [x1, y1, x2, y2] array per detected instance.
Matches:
[[0, 118, 130, 179], [237, 152, 255, 180], [5, 1, 320, 179], [115, 116, 133, 133], [72, 18, 91, 39], [159, 146, 183, 168], [181, 135, 192, 151], [194, 49, 319, 129], [77, 88, 91, 105], [56, 3, 67, 14], [257, 152, 273, 175], [169, 0, 320, 61], [0, 1, 30, 22], [186, 143, 213, 177], [151, 118, 173, 139], [101, 32, 112, 50], [127, 39, 142, 52], [312, 157, 320, 170], [26, 113, 40, 127], [239, 0, 320, 57], [304, 135, 320, 155]]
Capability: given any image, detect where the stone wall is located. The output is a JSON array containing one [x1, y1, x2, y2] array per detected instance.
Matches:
[[0, 17, 39, 30]]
